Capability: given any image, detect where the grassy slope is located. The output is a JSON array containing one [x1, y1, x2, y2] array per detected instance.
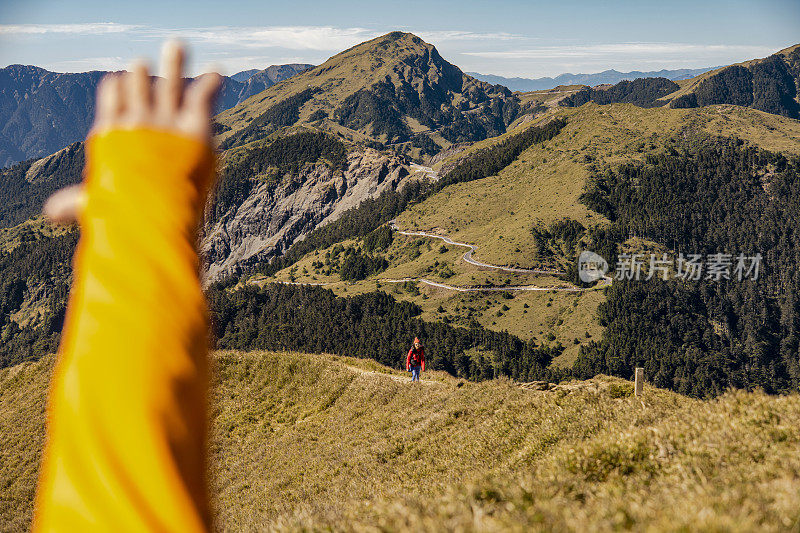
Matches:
[[2, 352, 799, 531], [0, 358, 48, 532], [261, 233, 600, 361], [404, 104, 800, 269], [406, 104, 800, 359], [266, 103, 800, 362]]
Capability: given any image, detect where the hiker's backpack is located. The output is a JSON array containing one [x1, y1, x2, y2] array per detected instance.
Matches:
[[410, 348, 421, 366]]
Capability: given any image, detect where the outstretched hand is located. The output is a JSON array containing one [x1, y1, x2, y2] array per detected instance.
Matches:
[[44, 42, 221, 224]]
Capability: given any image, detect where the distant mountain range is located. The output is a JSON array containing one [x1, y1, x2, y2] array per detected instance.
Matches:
[[0, 63, 313, 167], [218, 64, 315, 109], [467, 67, 717, 92]]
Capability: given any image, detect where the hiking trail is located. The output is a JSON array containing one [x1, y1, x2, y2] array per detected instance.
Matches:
[[256, 220, 610, 292]]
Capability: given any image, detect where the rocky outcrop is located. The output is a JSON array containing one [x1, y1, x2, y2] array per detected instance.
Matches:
[[201, 148, 411, 282], [331, 33, 520, 145]]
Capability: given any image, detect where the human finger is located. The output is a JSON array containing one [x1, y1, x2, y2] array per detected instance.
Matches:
[[183, 72, 221, 117], [156, 41, 185, 117], [125, 60, 152, 122], [43, 185, 87, 225], [181, 72, 222, 140], [93, 73, 123, 132]]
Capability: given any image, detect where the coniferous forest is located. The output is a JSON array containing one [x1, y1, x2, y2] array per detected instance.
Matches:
[[0, 232, 76, 367], [560, 78, 680, 108], [206, 282, 562, 382], [0, 143, 84, 228], [575, 138, 800, 396], [670, 55, 800, 119]]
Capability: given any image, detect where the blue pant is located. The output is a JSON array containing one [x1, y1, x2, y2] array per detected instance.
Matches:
[[410, 365, 421, 382]]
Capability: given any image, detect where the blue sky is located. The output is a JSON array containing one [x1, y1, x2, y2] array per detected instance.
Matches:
[[1, 0, 798, 77]]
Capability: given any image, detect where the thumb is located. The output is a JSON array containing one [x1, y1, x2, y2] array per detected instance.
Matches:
[[44, 185, 87, 225]]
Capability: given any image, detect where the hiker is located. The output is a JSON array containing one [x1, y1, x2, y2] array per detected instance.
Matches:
[[34, 42, 221, 531], [406, 337, 426, 382]]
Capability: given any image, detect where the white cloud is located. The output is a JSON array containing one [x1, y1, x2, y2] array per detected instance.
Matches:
[[413, 30, 522, 42], [43, 56, 127, 73], [0, 22, 525, 50], [462, 42, 778, 60], [149, 27, 523, 50], [1, 23, 784, 78], [0, 23, 140, 35], [141, 26, 384, 51]]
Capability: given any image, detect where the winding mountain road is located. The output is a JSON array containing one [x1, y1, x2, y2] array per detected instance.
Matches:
[[257, 220, 610, 293], [389, 220, 565, 276], [382, 221, 611, 291], [408, 163, 440, 181], [378, 277, 583, 293]]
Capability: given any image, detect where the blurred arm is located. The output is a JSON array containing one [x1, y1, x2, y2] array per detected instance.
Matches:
[[33, 128, 215, 532]]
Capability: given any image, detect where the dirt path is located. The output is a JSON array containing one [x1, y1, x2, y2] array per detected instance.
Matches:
[[408, 163, 439, 181], [256, 221, 610, 293], [262, 277, 588, 293], [343, 364, 440, 385], [389, 220, 564, 276], [379, 277, 583, 293]]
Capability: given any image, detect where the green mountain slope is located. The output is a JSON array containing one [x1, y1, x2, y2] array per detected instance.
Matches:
[[550, 44, 800, 118], [267, 103, 800, 366], [3, 33, 800, 399], [2, 351, 799, 531], [664, 43, 800, 117], [215, 32, 525, 157]]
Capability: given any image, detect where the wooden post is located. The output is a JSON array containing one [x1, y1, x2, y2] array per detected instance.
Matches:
[[634, 367, 644, 398]]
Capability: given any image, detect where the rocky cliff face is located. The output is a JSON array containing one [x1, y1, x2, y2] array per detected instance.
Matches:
[[201, 148, 411, 282]]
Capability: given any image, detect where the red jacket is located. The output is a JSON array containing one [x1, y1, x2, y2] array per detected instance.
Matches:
[[406, 346, 425, 371]]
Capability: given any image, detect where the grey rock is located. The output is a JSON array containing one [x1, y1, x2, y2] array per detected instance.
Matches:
[[201, 148, 412, 282]]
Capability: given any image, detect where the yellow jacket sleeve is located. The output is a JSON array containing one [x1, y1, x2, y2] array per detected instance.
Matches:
[[33, 129, 216, 532]]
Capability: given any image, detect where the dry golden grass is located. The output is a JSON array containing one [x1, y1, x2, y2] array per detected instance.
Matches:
[[0, 358, 49, 531], [2, 352, 799, 532], [335, 389, 800, 532]]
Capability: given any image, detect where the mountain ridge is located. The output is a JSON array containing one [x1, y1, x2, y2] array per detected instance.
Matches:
[[215, 32, 526, 157], [663, 43, 800, 117], [2, 351, 799, 530], [468, 66, 717, 92], [3, 32, 800, 398], [0, 63, 312, 167]]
